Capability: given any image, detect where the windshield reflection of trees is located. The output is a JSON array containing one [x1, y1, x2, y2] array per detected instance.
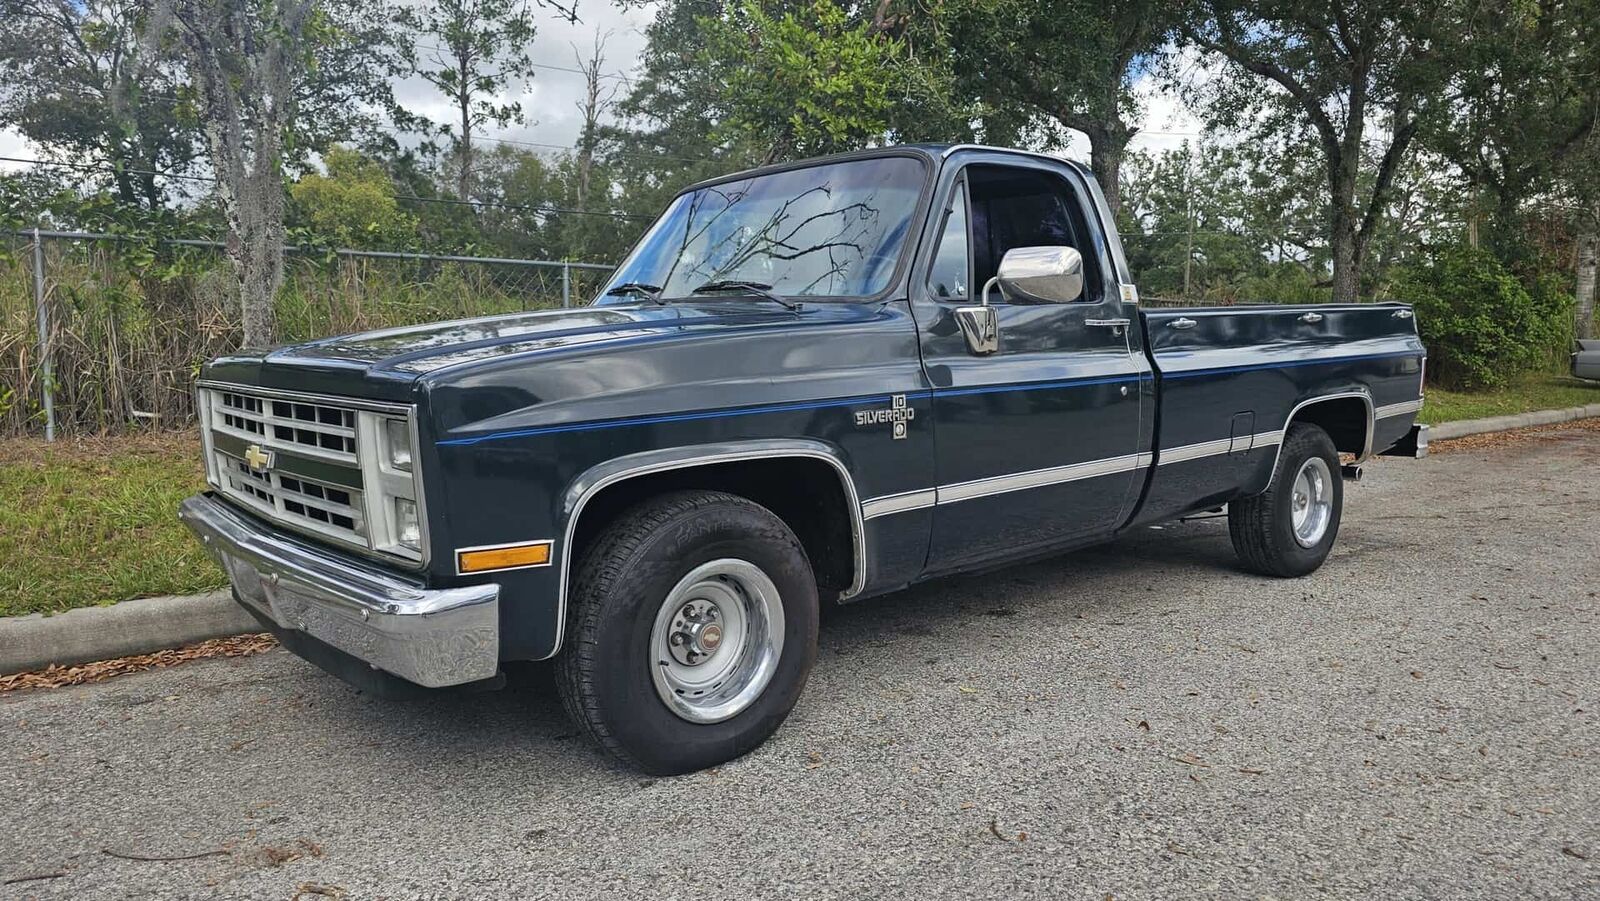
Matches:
[[661, 181, 888, 296]]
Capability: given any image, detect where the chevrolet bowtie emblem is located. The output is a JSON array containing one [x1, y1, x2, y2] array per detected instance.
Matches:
[[243, 444, 274, 472]]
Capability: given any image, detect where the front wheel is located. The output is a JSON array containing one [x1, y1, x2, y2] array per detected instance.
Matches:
[[555, 490, 819, 775], [1229, 423, 1343, 577]]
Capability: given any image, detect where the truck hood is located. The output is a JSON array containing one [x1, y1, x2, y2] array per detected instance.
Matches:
[[201, 302, 886, 401]]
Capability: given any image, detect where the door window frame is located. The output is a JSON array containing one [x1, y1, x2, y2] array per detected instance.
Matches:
[[913, 153, 1122, 312], [924, 173, 973, 302]]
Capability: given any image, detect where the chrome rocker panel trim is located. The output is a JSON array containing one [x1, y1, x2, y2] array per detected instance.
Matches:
[[179, 493, 499, 688]]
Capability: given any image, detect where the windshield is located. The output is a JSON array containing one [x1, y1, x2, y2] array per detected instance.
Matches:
[[599, 156, 926, 301]]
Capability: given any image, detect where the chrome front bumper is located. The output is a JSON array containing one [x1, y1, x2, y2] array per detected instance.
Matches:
[[180, 494, 499, 688]]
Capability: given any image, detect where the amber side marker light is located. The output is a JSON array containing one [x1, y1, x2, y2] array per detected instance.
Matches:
[[456, 541, 553, 574]]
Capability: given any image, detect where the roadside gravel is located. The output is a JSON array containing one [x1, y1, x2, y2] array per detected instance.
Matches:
[[2, 425, 1596, 900]]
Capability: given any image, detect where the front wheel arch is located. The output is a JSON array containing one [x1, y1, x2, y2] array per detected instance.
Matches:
[[555, 444, 864, 653]]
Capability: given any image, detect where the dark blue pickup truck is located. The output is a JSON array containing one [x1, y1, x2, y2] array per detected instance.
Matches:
[[181, 145, 1428, 774]]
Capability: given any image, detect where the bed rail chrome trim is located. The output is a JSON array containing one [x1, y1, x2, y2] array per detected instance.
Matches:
[[1375, 398, 1424, 419]]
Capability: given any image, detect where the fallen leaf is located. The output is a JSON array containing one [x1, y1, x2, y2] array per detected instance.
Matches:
[[1, 635, 277, 693], [1136, 720, 1150, 732], [1562, 847, 1589, 861], [1169, 753, 1210, 768]]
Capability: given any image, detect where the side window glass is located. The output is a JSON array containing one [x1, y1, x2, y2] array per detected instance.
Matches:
[[927, 181, 969, 300]]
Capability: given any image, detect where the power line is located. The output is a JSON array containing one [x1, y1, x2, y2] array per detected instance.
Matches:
[[0, 155, 651, 220], [413, 43, 636, 82]]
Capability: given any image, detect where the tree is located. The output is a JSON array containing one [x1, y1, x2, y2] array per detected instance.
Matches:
[[572, 28, 621, 211], [402, 0, 572, 201], [143, 0, 410, 348], [1418, 0, 1600, 253], [0, 0, 200, 209], [290, 146, 418, 247], [143, 0, 321, 348], [937, 0, 1183, 216], [698, 0, 906, 163], [1189, 0, 1454, 302]]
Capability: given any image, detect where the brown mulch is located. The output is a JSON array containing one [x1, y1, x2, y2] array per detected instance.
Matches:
[[0, 633, 277, 693], [1428, 416, 1600, 454]]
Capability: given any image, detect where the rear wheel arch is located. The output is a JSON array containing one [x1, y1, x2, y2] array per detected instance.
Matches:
[[1264, 392, 1373, 490], [555, 443, 864, 652]]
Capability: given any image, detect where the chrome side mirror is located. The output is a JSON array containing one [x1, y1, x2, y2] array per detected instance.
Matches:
[[952, 247, 1083, 355], [995, 245, 1084, 304]]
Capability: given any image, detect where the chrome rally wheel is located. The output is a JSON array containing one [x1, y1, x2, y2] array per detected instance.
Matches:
[[650, 559, 785, 724]]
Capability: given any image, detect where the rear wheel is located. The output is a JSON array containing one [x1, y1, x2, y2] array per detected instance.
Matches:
[[555, 490, 819, 775], [1229, 423, 1343, 577]]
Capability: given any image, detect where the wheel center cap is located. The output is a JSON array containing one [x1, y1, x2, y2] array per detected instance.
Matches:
[[700, 623, 723, 651]]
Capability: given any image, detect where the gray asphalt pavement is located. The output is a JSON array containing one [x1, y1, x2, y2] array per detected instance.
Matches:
[[4, 427, 1598, 900]]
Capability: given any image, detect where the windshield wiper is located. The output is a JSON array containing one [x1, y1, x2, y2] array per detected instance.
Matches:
[[690, 280, 803, 312], [605, 282, 665, 304]]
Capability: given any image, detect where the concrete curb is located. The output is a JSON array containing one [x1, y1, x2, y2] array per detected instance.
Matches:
[[3, 402, 1598, 677], [1428, 402, 1600, 441], [0, 590, 259, 676]]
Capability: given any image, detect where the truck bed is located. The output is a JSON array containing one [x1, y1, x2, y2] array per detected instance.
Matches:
[[1130, 303, 1426, 525]]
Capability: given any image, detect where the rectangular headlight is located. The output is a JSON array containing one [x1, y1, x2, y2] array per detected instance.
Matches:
[[384, 418, 413, 472], [395, 497, 420, 549]]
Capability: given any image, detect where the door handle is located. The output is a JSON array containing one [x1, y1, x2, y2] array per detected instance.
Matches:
[[1168, 317, 1197, 330], [1299, 312, 1324, 323]]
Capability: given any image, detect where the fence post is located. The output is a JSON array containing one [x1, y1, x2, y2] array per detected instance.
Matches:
[[562, 262, 571, 308], [31, 228, 55, 442]]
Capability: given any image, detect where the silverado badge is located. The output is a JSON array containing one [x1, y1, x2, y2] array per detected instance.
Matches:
[[243, 444, 275, 472], [855, 394, 915, 439]]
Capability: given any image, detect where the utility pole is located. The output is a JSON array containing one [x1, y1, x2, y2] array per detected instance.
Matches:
[[1182, 161, 1195, 300]]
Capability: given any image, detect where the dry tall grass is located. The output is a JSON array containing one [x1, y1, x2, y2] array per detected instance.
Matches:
[[1, 236, 610, 437]]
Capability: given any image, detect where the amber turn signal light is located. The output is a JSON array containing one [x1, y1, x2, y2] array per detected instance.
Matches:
[[456, 541, 552, 574]]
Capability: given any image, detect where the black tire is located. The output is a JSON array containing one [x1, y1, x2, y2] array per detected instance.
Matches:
[[554, 490, 819, 775], [1229, 423, 1343, 577]]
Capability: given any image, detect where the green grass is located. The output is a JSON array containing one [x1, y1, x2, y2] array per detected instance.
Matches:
[[0, 431, 224, 617], [1419, 370, 1599, 425]]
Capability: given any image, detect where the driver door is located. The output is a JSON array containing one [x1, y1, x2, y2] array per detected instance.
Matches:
[[913, 156, 1148, 573]]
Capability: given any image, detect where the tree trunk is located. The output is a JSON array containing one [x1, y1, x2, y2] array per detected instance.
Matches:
[[1329, 215, 1361, 304], [1086, 130, 1126, 219], [458, 85, 473, 202], [1325, 145, 1364, 303], [1577, 221, 1598, 340], [228, 167, 285, 350]]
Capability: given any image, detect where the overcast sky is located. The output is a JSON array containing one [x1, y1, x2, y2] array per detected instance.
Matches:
[[0, 2, 1207, 178]]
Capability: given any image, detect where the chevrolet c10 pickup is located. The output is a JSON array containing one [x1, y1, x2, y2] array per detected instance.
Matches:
[[180, 144, 1428, 774]]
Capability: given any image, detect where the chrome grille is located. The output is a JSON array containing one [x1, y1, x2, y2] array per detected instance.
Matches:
[[215, 448, 366, 544], [213, 390, 357, 462], [199, 384, 426, 561]]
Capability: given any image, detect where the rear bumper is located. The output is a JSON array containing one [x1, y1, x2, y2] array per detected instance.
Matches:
[[1378, 422, 1429, 459], [179, 493, 499, 688]]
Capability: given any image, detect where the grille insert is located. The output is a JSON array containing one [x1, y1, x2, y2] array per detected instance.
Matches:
[[211, 391, 357, 462], [215, 449, 365, 543]]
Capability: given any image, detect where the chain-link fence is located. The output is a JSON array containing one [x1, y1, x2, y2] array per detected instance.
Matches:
[[2, 229, 613, 439]]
